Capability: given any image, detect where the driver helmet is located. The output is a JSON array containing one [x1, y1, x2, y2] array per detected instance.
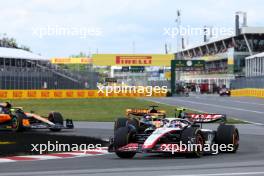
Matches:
[[0, 102, 12, 114], [141, 115, 152, 124], [144, 115, 152, 120], [170, 121, 182, 128]]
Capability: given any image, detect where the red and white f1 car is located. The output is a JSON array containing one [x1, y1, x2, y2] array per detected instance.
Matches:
[[108, 112, 239, 158]]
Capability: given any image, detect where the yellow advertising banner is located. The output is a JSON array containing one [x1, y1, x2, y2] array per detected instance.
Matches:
[[0, 90, 166, 99], [92, 54, 174, 66], [50, 58, 92, 64], [231, 88, 264, 98]]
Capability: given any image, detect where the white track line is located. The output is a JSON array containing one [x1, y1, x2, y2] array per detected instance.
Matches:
[[18, 155, 61, 160], [171, 99, 264, 114], [194, 96, 264, 106], [0, 159, 16, 163]]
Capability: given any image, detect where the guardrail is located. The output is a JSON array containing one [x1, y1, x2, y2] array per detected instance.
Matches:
[[231, 88, 264, 98], [0, 90, 166, 99]]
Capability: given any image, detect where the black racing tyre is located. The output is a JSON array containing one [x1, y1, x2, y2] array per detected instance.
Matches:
[[114, 127, 132, 147], [181, 127, 204, 157], [114, 127, 136, 159], [216, 124, 239, 153], [48, 112, 64, 132], [114, 118, 128, 131], [12, 113, 25, 132], [115, 151, 136, 159]]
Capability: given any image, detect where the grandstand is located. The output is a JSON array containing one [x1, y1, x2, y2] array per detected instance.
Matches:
[[0, 46, 99, 89], [174, 25, 264, 92], [231, 52, 264, 89]]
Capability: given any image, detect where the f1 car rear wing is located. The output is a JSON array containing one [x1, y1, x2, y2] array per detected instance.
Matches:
[[185, 113, 227, 123], [126, 109, 166, 117]]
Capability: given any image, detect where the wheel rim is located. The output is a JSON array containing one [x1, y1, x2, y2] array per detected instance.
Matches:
[[12, 118, 18, 129], [196, 134, 204, 155], [233, 130, 239, 147]]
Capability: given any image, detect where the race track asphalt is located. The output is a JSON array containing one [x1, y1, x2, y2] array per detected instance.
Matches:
[[147, 94, 264, 125], [0, 95, 264, 176]]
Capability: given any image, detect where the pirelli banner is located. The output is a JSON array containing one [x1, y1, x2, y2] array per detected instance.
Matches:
[[92, 54, 174, 66], [0, 90, 166, 99]]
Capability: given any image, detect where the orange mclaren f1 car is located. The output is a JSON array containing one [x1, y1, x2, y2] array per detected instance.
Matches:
[[0, 102, 74, 132], [115, 106, 166, 131]]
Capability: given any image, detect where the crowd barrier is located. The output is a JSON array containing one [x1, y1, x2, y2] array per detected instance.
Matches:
[[231, 88, 264, 98], [0, 90, 166, 99]]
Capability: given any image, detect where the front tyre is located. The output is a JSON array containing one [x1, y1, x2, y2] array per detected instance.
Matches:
[[48, 112, 64, 132], [114, 118, 128, 131], [115, 151, 136, 159], [114, 127, 136, 159]]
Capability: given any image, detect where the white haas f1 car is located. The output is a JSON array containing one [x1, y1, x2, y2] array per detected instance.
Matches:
[[108, 113, 239, 158]]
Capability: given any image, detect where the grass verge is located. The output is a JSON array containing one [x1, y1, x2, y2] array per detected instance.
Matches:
[[2, 98, 246, 123]]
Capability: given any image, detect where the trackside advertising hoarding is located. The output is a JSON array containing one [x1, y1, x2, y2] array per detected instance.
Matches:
[[0, 89, 166, 99], [50, 58, 92, 64], [92, 54, 174, 66]]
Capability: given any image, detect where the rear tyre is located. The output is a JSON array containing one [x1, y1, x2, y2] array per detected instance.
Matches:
[[216, 124, 239, 153], [12, 113, 25, 132], [48, 112, 64, 132], [114, 127, 136, 159]]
